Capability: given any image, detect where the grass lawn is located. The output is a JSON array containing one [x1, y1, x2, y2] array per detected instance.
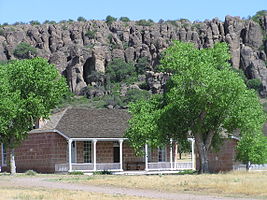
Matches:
[[0, 187, 154, 200], [49, 171, 267, 198]]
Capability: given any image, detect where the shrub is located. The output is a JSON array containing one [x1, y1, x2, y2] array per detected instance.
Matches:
[[68, 171, 84, 175], [246, 78, 262, 91], [106, 15, 117, 25], [85, 30, 96, 39], [119, 17, 130, 22], [2, 23, 8, 26], [135, 57, 150, 74], [13, 42, 37, 59], [252, 10, 267, 24], [176, 170, 196, 175], [0, 28, 5, 36], [106, 59, 136, 83], [43, 20, 57, 24], [25, 170, 37, 176], [124, 88, 151, 104], [77, 16, 86, 22], [93, 170, 112, 175], [136, 19, 153, 26], [29, 20, 41, 25]]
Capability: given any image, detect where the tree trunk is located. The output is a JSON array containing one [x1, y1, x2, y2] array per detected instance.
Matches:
[[194, 132, 214, 174], [10, 148, 16, 175], [246, 161, 251, 171]]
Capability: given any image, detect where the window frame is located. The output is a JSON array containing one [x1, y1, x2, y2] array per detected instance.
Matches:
[[158, 146, 167, 162], [1, 144, 7, 166], [83, 141, 92, 163]]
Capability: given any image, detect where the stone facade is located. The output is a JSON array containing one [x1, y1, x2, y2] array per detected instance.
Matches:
[[196, 138, 238, 172]]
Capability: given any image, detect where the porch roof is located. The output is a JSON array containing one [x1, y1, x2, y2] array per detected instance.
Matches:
[[30, 107, 130, 139]]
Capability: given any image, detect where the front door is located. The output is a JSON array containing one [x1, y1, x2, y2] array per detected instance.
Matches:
[[71, 141, 76, 163], [113, 147, 120, 163]]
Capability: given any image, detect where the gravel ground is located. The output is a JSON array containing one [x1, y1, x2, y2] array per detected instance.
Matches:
[[0, 176, 258, 200]]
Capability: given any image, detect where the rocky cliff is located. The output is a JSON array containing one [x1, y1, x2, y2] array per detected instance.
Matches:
[[0, 16, 266, 95]]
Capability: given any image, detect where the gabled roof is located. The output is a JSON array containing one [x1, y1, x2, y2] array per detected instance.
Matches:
[[30, 107, 130, 139]]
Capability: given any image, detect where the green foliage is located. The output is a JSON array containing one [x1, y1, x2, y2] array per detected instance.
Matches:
[[119, 17, 130, 22], [93, 170, 112, 175], [106, 59, 136, 83], [0, 57, 68, 149], [124, 89, 151, 104], [0, 28, 5, 36], [106, 15, 117, 25], [43, 20, 57, 24], [236, 131, 267, 167], [13, 42, 37, 59], [126, 41, 266, 173], [246, 78, 262, 91], [251, 10, 267, 24], [136, 19, 153, 26], [85, 30, 97, 39], [135, 57, 150, 74], [77, 16, 86, 22], [29, 20, 41, 25], [68, 171, 84, 175], [25, 170, 37, 176], [176, 169, 196, 175]]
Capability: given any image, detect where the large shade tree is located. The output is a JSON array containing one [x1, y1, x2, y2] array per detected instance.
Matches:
[[0, 58, 68, 174], [126, 41, 266, 173]]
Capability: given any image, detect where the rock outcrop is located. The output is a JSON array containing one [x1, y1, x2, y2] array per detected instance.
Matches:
[[0, 16, 266, 95]]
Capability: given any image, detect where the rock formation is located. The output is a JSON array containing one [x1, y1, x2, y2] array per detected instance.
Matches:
[[0, 16, 266, 95]]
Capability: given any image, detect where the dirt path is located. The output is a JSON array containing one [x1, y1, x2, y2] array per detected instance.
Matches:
[[0, 176, 258, 200]]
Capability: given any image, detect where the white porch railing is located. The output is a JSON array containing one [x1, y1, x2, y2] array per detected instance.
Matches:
[[175, 162, 193, 169], [55, 163, 121, 172], [147, 162, 193, 170], [234, 164, 267, 171]]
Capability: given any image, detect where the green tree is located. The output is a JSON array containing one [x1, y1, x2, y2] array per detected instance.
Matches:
[[0, 58, 68, 175], [119, 17, 130, 22], [236, 131, 267, 170], [252, 10, 267, 23], [13, 42, 37, 59], [77, 16, 86, 22], [106, 15, 117, 25], [106, 59, 136, 83], [126, 41, 266, 173], [29, 20, 41, 25], [135, 57, 150, 74]]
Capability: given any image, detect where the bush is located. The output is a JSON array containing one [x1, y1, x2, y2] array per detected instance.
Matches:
[[13, 42, 37, 59], [25, 170, 37, 176], [68, 171, 84, 175], [119, 17, 130, 22], [93, 170, 112, 175], [135, 57, 150, 74], [176, 170, 196, 175], [85, 30, 96, 39], [136, 19, 153, 26], [106, 59, 136, 83], [43, 20, 56, 24], [106, 15, 117, 25], [124, 88, 151, 104], [29, 20, 41, 25], [0, 28, 5, 36], [252, 10, 267, 24], [246, 78, 262, 91], [77, 16, 86, 22]]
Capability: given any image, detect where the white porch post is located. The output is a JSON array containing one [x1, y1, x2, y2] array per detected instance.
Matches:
[[119, 139, 123, 171], [68, 139, 72, 172], [145, 143, 148, 171], [93, 139, 97, 171], [170, 139, 173, 170], [174, 143, 177, 170], [191, 139, 195, 170]]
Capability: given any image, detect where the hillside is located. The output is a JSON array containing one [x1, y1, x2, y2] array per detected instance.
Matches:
[[0, 15, 266, 99]]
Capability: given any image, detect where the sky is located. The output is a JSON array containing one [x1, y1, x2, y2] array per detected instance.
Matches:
[[0, 0, 266, 24]]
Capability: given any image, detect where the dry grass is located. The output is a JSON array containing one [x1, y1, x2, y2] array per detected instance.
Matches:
[[53, 171, 267, 198], [0, 187, 154, 200]]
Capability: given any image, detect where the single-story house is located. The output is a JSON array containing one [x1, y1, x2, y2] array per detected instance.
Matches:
[[0, 107, 238, 173]]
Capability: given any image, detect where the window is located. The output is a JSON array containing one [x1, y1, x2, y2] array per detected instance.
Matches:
[[83, 141, 91, 163], [1, 144, 7, 166], [158, 146, 166, 162]]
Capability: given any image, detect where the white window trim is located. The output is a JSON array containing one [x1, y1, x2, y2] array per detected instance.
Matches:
[[83, 141, 92, 163], [1, 144, 7, 166]]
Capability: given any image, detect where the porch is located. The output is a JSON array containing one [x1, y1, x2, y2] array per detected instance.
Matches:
[[55, 138, 195, 173]]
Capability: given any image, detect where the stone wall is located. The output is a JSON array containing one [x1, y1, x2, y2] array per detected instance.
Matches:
[[196, 138, 238, 172]]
